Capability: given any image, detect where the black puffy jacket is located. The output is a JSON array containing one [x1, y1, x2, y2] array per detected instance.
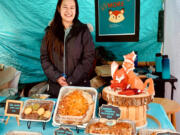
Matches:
[[40, 21, 95, 97]]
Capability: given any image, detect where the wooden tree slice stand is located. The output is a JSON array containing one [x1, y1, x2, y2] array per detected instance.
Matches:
[[102, 86, 154, 127]]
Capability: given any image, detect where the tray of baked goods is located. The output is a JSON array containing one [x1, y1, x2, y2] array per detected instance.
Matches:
[[138, 128, 180, 135], [85, 118, 136, 135], [20, 99, 54, 122], [5, 131, 42, 135], [52, 86, 98, 129]]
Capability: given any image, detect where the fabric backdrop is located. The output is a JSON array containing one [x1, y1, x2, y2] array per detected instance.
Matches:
[[0, 0, 162, 83]]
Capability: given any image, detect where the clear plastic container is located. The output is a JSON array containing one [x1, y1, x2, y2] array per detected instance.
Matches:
[[30, 94, 50, 99], [86, 118, 136, 135], [19, 99, 54, 122], [52, 86, 98, 129]]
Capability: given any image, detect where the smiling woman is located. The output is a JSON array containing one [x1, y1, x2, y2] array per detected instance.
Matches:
[[40, 0, 95, 98], [59, 0, 76, 29]]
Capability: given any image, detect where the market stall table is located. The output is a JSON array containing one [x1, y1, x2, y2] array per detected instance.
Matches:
[[0, 97, 175, 135]]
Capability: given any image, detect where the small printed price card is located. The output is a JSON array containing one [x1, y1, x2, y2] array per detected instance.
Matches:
[[55, 127, 73, 135], [99, 104, 121, 120]]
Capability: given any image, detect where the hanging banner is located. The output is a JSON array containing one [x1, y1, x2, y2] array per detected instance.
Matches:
[[95, 0, 140, 42]]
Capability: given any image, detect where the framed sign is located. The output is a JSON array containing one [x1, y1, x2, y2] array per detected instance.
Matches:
[[5, 100, 23, 117], [4, 100, 23, 126], [95, 0, 140, 42]]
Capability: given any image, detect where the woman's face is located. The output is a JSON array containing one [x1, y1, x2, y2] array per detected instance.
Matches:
[[59, 0, 76, 26]]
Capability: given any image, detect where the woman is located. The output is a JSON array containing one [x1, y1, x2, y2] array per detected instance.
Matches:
[[40, 0, 95, 97]]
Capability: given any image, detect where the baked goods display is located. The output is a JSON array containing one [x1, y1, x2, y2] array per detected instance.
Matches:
[[86, 119, 136, 135], [20, 99, 54, 121], [53, 86, 97, 126], [58, 90, 89, 116], [57, 90, 94, 124], [102, 51, 155, 127]]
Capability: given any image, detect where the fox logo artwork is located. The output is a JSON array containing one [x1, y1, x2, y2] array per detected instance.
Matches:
[[109, 8, 125, 23]]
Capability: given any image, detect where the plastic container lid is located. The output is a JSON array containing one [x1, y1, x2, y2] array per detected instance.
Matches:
[[6, 131, 42, 135], [156, 53, 162, 57], [138, 129, 179, 135], [163, 55, 168, 58]]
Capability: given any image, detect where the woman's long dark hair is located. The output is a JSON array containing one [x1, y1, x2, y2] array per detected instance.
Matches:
[[45, 0, 79, 63]]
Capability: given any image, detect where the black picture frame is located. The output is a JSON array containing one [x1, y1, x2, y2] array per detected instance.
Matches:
[[95, 0, 140, 42]]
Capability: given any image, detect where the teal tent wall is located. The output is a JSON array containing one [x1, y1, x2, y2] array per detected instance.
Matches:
[[0, 0, 162, 83]]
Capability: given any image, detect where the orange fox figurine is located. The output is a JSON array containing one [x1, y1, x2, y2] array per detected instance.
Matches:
[[111, 65, 128, 90], [111, 51, 155, 96]]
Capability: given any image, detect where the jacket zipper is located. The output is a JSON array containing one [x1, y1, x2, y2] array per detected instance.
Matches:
[[63, 35, 66, 76], [63, 36, 69, 78], [63, 28, 71, 78]]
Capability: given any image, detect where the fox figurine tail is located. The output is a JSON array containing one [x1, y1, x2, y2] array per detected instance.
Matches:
[[144, 78, 155, 95]]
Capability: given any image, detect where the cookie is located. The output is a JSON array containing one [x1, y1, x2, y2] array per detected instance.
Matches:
[[24, 107, 32, 115], [37, 107, 45, 116]]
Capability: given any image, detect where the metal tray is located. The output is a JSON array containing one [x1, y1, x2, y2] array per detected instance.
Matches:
[[19, 99, 55, 123], [6, 131, 42, 135], [52, 86, 98, 129], [85, 118, 136, 135]]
